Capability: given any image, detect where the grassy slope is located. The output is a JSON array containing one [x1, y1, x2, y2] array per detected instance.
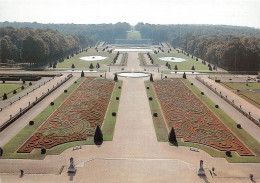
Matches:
[[151, 51, 210, 71], [126, 31, 141, 40], [102, 81, 123, 140], [56, 51, 115, 69], [221, 82, 260, 108], [0, 83, 31, 100], [149, 78, 260, 162]]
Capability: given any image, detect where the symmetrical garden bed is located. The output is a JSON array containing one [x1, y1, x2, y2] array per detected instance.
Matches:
[[153, 79, 253, 156], [18, 78, 115, 153]]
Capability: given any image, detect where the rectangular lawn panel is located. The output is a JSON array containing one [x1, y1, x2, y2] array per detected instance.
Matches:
[[102, 81, 123, 141], [151, 52, 210, 71], [56, 51, 116, 69], [153, 79, 253, 156], [126, 31, 141, 40], [17, 78, 115, 153], [145, 81, 168, 141]]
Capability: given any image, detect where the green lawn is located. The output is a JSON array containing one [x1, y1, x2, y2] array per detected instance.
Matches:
[[151, 51, 212, 71], [148, 78, 260, 162], [102, 81, 123, 140], [0, 83, 32, 100], [139, 53, 147, 66], [126, 31, 141, 40], [145, 81, 169, 142], [221, 82, 260, 108], [56, 51, 116, 69]]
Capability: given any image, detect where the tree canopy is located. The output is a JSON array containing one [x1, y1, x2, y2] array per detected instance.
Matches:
[[0, 26, 89, 66], [135, 23, 260, 71]]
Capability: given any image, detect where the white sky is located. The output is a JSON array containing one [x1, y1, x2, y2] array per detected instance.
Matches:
[[0, 0, 260, 28]]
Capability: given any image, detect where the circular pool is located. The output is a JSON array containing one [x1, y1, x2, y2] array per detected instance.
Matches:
[[80, 56, 107, 61], [117, 72, 150, 78], [159, 57, 186, 62]]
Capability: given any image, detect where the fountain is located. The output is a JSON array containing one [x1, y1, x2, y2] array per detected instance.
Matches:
[[80, 56, 107, 61], [159, 57, 186, 62], [117, 72, 150, 78]]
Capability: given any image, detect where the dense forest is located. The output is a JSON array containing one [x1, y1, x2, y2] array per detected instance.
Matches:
[[0, 22, 131, 43], [1, 22, 260, 71], [136, 23, 260, 71], [0, 26, 90, 66]]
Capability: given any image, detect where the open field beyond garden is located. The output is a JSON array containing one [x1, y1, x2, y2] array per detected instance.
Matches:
[[56, 51, 116, 69], [151, 52, 212, 71], [126, 31, 141, 40], [150, 79, 260, 162], [222, 82, 260, 109], [1, 77, 118, 159]]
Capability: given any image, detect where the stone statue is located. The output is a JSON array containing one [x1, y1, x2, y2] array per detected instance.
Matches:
[[200, 160, 203, 168], [68, 157, 76, 173], [197, 160, 205, 176]]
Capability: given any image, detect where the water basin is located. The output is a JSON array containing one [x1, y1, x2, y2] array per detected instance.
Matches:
[[80, 56, 107, 61], [117, 72, 150, 78], [159, 57, 186, 62]]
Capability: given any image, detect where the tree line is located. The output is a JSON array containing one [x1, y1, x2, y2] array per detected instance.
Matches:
[[136, 23, 260, 71], [0, 26, 89, 66], [0, 22, 131, 44]]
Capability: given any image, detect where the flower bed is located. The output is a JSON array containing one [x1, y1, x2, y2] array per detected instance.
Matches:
[[153, 79, 253, 156], [18, 78, 115, 153]]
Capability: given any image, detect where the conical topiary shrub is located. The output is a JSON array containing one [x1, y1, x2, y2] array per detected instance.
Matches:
[[81, 70, 85, 77], [3, 93, 7, 100], [114, 73, 118, 82], [0, 147, 3, 156], [94, 125, 103, 144], [168, 127, 177, 143], [183, 72, 186, 79], [150, 74, 153, 82], [89, 63, 94, 70], [71, 64, 75, 69], [41, 148, 46, 154]]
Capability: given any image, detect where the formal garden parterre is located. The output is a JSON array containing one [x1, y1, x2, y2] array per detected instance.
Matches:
[[153, 79, 253, 156], [18, 78, 115, 153]]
